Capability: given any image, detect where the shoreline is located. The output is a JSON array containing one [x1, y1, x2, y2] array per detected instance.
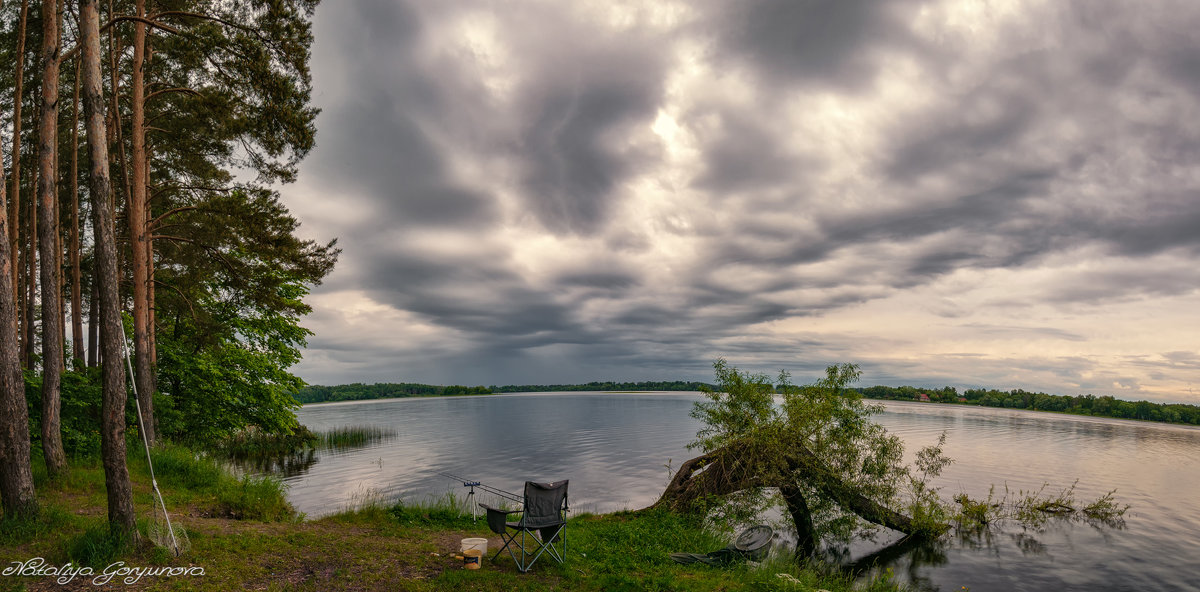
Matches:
[[0, 448, 898, 592]]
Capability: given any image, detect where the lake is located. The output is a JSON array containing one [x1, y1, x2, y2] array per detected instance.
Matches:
[[285, 393, 1200, 591]]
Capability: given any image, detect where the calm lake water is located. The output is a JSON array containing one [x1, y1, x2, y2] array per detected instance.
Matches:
[[286, 393, 1200, 591]]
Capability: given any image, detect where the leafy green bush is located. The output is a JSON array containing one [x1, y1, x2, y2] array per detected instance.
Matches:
[[24, 368, 106, 459]]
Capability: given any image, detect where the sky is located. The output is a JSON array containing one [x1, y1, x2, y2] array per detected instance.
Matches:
[[281, 0, 1200, 404]]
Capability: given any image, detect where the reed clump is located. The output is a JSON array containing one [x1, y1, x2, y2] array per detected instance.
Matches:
[[214, 424, 396, 458]]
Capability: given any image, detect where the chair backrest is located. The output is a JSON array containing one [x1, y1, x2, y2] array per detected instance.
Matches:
[[521, 480, 568, 529]]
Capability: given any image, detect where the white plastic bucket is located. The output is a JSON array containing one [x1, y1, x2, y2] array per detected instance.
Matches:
[[461, 537, 488, 564]]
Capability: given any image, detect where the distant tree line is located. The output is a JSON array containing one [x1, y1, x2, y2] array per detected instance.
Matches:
[[491, 380, 715, 393], [294, 380, 1200, 427], [294, 383, 492, 404], [857, 385, 1200, 426], [294, 380, 716, 404]]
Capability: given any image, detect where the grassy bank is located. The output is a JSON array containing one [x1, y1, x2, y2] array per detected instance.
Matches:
[[0, 450, 901, 591]]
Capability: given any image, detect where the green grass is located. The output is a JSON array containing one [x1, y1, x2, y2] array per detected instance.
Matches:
[[0, 450, 904, 591], [131, 442, 296, 521], [66, 524, 136, 568]]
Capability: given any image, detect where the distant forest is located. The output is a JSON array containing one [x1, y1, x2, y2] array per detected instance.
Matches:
[[491, 380, 715, 393], [294, 381, 1200, 426], [294, 380, 713, 404], [856, 385, 1200, 426], [294, 383, 493, 404]]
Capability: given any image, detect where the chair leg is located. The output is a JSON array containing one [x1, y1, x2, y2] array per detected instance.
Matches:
[[492, 531, 517, 563], [519, 524, 566, 571]]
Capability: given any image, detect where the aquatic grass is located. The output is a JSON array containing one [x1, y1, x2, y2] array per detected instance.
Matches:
[[316, 425, 395, 450], [214, 425, 320, 458], [1082, 489, 1128, 523], [208, 422, 391, 463], [951, 481, 1128, 531]]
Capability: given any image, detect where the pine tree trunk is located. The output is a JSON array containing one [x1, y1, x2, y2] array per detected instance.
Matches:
[[87, 279, 97, 367], [129, 0, 154, 443], [24, 154, 37, 370], [70, 60, 83, 367], [0, 103, 39, 522], [80, 0, 135, 535], [37, 0, 67, 477], [23, 87, 39, 370], [9, 0, 29, 309]]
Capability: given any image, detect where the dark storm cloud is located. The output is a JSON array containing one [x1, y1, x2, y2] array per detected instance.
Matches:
[[871, 2, 1200, 267], [358, 252, 579, 342], [306, 0, 498, 228], [685, 0, 1200, 310], [514, 37, 668, 235], [708, 0, 927, 91]]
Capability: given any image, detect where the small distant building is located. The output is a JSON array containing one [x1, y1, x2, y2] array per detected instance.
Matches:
[[917, 393, 930, 402], [958, 397, 968, 403]]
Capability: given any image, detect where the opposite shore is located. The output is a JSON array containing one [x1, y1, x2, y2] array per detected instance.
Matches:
[[296, 381, 1200, 427]]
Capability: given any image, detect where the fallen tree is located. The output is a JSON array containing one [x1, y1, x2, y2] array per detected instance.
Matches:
[[650, 360, 1126, 561], [647, 361, 954, 558], [652, 439, 932, 557]]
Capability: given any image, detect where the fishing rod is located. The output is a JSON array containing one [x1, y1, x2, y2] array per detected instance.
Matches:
[[436, 471, 522, 523]]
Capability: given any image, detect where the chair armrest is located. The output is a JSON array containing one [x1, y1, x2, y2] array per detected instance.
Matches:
[[478, 503, 521, 514]]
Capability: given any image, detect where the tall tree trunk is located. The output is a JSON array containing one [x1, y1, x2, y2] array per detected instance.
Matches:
[[37, 0, 67, 478], [56, 169, 65, 375], [80, 0, 135, 535], [55, 0, 65, 375], [70, 59, 84, 367], [9, 0, 29, 309], [107, 1, 132, 215], [87, 279, 97, 367], [69, 60, 83, 365], [24, 150, 37, 370], [0, 116, 39, 522], [129, 0, 154, 443], [23, 86, 40, 370]]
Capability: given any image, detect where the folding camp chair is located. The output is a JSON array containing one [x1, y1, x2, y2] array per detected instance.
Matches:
[[480, 480, 569, 572]]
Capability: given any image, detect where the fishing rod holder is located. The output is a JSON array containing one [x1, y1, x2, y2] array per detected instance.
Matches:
[[463, 481, 481, 523]]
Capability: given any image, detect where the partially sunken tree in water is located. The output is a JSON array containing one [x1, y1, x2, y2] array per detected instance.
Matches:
[[652, 359, 1126, 560]]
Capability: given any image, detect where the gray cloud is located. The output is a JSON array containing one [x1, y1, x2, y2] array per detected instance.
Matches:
[[285, 0, 1200, 402], [517, 55, 667, 234], [708, 0, 927, 91]]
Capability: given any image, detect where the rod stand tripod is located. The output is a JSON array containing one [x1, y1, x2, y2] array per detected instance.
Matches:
[[464, 481, 481, 523]]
